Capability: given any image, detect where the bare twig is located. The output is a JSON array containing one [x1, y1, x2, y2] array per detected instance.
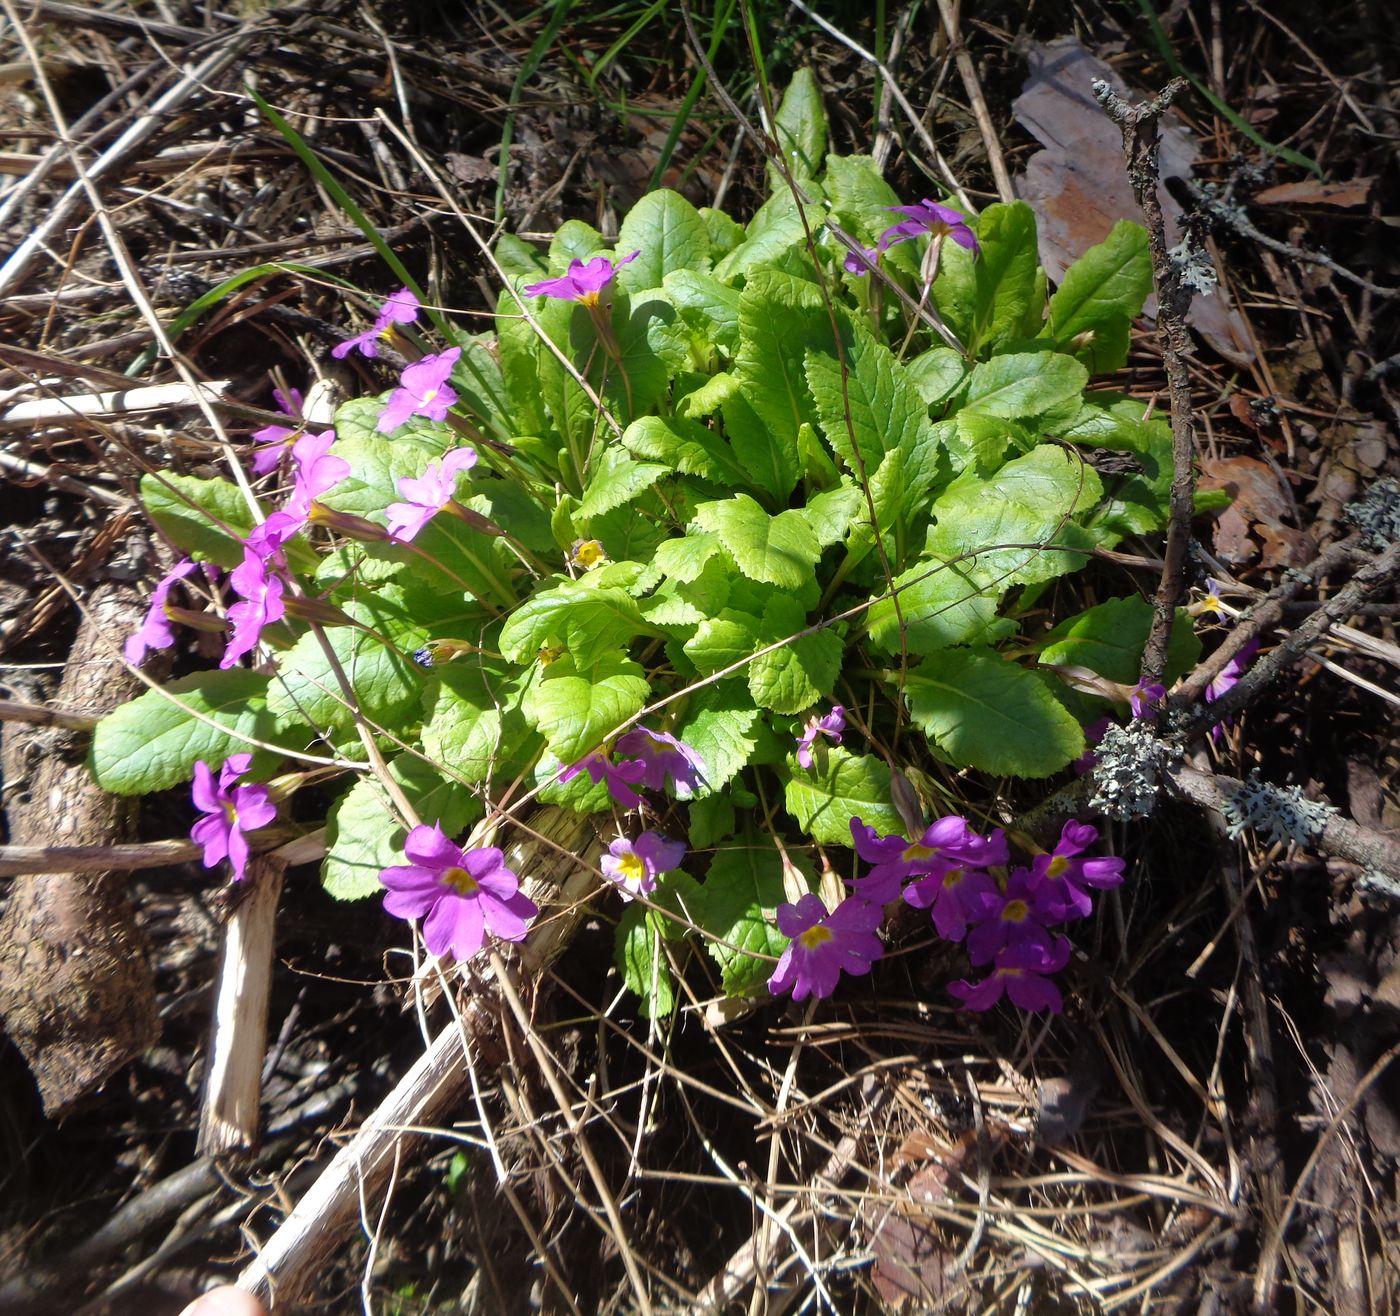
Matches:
[[1093, 77, 1195, 690]]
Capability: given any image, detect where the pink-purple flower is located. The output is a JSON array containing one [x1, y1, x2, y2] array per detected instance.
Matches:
[[560, 727, 706, 809], [245, 430, 349, 559], [964, 866, 1056, 965], [768, 894, 884, 1002], [1205, 636, 1259, 744], [190, 752, 277, 883], [332, 287, 420, 360], [795, 705, 844, 770], [377, 347, 461, 432], [385, 446, 479, 543], [524, 251, 639, 306], [600, 831, 687, 902], [1026, 821, 1126, 923], [878, 199, 979, 255], [843, 244, 880, 277], [948, 933, 1072, 1014], [1128, 680, 1166, 719], [904, 859, 1001, 942], [250, 386, 304, 475], [125, 558, 199, 665], [220, 547, 286, 669], [378, 822, 538, 961], [850, 815, 1007, 903]]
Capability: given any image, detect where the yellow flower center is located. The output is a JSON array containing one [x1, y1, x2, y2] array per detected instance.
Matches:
[[1046, 855, 1070, 879], [579, 290, 601, 309], [537, 644, 566, 666], [222, 800, 238, 823], [422, 386, 438, 404], [1004, 899, 1029, 923], [902, 843, 934, 863], [942, 867, 965, 889], [573, 539, 606, 568], [615, 852, 645, 883], [442, 866, 479, 896], [798, 925, 834, 950]]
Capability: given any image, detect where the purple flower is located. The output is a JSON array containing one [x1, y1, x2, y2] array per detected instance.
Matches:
[[125, 559, 199, 665], [385, 446, 479, 542], [560, 727, 705, 809], [331, 287, 421, 360], [843, 244, 880, 276], [1129, 680, 1166, 720], [250, 386, 304, 475], [378, 822, 538, 961], [768, 894, 885, 1002], [559, 752, 650, 810], [948, 934, 1073, 1014], [600, 831, 687, 902], [1205, 637, 1259, 744], [523, 251, 640, 306], [377, 347, 461, 432], [190, 752, 277, 883], [904, 860, 1001, 942], [220, 548, 286, 669], [878, 199, 979, 255], [795, 705, 844, 770], [850, 816, 1008, 903], [964, 867, 1056, 965], [245, 430, 349, 559], [1028, 820, 1125, 923], [614, 726, 706, 797]]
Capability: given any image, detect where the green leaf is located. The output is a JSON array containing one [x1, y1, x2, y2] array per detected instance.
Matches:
[[622, 413, 748, 488], [1045, 220, 1152, 373], [784, 748, 903, 845], [522, 654, 649, 762], [1038, 597, 1201, 685], [500, 582, 654, 671], [577, 446, 670, 520], [928, 446, 1102, 589], [695, 841, 806, 997], [713, 189, 826, 282], [548, 219, 605, 269], [866, 559, 1008, 655], [688, 793, 737, 848], [141, 473, 257, 568], [421, 662, 535, 785], [90, 670, 278, 795], [266, 599, 427, 735], [648, 532, 726, 585], [721, 391, 799, 505], [966, 200, 1041, 354], [806, 328, 939, 497], [664, 270, 741, 354], [767, 68, 827, 187], [692, 495, 822, 590], [903, 648, 1085, 777], [616, 870, 704, 1018], [322, 754, 481, 900], [700, 206, 745, 257], [616, 189, 711, 292], [961, 351, 1089, 421], [674, 681, 759, 796], [683, 609, 765, 675], [734, 270, 827, 495], [906, 347, 967, 405], [747, 595, 841, 715]]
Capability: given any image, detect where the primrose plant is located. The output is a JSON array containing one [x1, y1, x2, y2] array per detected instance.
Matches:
[[93, 73, 1207, 1017]]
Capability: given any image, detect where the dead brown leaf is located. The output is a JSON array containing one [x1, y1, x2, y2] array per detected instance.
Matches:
[[1199, 455, 1312, 568], [1012, 36, 1255, 366], [1253, 178, 1375, 208]]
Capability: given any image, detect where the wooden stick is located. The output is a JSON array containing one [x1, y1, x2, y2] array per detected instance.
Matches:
[[199, 855, 287, 1156], [236, 808, 604, 1308]]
